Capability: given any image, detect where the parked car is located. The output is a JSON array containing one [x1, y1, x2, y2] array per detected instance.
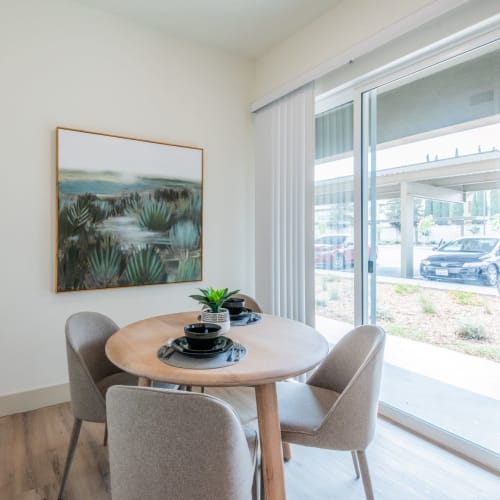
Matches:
[[420, 237, 500, 286], [315, 234, 354, 270]]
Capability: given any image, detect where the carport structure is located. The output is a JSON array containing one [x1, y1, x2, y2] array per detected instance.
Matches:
[[315, 46, 500, 278], [315, 148, 500, 277]]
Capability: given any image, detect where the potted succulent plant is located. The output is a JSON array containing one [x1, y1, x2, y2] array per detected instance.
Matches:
[[189, 287, 239, 333]]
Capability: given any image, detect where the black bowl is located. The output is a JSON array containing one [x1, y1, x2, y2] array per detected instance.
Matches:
[[222, 298, 246, 315], [184, 323, 222, 350]]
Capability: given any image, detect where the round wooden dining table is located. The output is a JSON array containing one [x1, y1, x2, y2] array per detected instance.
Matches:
[[105, 311, 329, 500]]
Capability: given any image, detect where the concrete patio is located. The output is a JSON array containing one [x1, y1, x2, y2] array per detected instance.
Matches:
[[315, 315, 500, 460]]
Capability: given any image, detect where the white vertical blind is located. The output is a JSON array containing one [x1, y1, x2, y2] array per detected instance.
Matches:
[[255, 83, 315, 326]]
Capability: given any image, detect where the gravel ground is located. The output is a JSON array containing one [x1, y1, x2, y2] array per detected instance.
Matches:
[[315, 274, 500, 362]]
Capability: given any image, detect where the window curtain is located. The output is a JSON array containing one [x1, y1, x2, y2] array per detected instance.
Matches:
[[254, 83, 315, 327]]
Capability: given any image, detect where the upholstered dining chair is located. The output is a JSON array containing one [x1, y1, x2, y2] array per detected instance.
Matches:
[[277, 325, 386, 500], [106, 386, 259, 500], [234, 293, 263, 313], [58, 311, 138, 500]]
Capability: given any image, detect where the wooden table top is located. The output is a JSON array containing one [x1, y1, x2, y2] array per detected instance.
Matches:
[[105, 311, 329, 387]]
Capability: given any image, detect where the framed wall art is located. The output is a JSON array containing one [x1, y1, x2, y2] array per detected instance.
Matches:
[[56, 127, 203, 292]]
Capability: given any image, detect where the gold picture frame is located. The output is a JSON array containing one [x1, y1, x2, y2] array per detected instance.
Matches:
[[56, 127, 203, 292]]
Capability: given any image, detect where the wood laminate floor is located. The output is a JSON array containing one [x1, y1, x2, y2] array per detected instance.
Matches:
[[0, 387, 498, 500]]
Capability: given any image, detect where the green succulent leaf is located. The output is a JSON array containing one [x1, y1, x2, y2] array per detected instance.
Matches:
[[189, 286, 240, 312], [177, 257, 201, 281], [169, 220, 199, 250], [66, 198, 90, 231], [57, 240, 89, 291], [123, 245, 166, 285], [137, 200, 172, 231], [89, 236, 122, 287]]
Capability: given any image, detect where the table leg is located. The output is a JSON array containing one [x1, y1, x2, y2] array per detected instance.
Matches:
[[138, 376, 152, 387], [255, 383, 286, 500]]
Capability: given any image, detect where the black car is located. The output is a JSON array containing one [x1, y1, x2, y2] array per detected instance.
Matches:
[[420, 237, 500, 286]]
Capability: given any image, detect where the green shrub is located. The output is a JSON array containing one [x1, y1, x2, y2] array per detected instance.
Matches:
[[387, 324, 409, 336], [394, 283, 420, 295], [321, 274, 338, 283], [418, 214, 435, 237], [387, 324, 427, 342], [315, 298, 328, 308], [449, 290, 482, 306], [376, 306, 394, 321], [456, 320, 488, 341], [453, 343, 500, 362], [420, 295, 436, 314]]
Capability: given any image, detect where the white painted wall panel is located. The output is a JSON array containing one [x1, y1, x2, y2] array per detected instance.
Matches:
[[0, 0, 254, 401]]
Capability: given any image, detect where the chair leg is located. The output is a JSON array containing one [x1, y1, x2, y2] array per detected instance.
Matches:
[[282, 442, 292, 462], [252, 460, 261, 500], [103, 423, 108, 446], [58, 418, 82, 500], [356, 450, 375, 500], [351, 450, 360, 479]]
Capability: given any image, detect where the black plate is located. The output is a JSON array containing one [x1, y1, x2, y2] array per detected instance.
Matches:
[[230, 308, 253, 320], [171, 336, 233, 358]]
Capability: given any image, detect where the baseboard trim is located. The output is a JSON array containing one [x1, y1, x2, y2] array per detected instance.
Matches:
[[0, 383, 70, 417]]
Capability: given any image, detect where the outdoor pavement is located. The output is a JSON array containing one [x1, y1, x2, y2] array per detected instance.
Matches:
[[315, 315, 500, 456]]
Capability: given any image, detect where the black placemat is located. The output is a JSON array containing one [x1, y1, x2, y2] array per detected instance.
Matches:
[[157, 343, 247, 369]]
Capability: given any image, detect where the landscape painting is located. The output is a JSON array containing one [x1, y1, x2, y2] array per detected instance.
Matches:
[[56, 128, 203, 292]]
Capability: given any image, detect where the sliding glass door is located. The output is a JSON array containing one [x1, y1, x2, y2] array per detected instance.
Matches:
[[362, 42, 500, 468], [314, 100, 356, 339], [315, 35, 500, 470]]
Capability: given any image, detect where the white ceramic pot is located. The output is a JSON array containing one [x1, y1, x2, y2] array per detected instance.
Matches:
[[201, 308, 231, 334]]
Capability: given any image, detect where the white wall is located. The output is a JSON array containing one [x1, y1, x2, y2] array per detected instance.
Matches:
[[315, 0, 500, 97], [0, 0, 254, 402], [254, 0, 438, 100]]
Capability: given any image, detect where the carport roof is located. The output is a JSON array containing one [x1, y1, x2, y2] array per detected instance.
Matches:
[[315, 150, 500, 204]]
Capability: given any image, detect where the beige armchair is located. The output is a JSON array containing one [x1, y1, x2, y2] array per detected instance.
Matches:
[[58, 312, 138, 499], [106, 386, 259, 500], [278, 325, 386, 500]]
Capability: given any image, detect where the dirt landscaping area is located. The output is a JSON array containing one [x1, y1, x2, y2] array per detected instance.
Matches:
[[315, 273, 500, 362]]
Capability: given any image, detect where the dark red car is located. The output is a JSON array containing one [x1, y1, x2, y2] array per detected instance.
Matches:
[[314, 234, 355, 270]]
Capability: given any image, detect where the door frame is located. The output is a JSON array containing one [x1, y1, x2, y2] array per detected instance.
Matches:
[[318, 22, 500, 472]]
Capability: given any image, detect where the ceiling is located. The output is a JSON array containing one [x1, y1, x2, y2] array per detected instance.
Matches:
[[75, 0, 340, 58]]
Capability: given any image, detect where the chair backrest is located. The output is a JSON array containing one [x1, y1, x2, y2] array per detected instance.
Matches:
[[107, 386, 256, 500], [234, 293, 263, 313], [65, 311, 121, 422], [308, 325, 386, 450]]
